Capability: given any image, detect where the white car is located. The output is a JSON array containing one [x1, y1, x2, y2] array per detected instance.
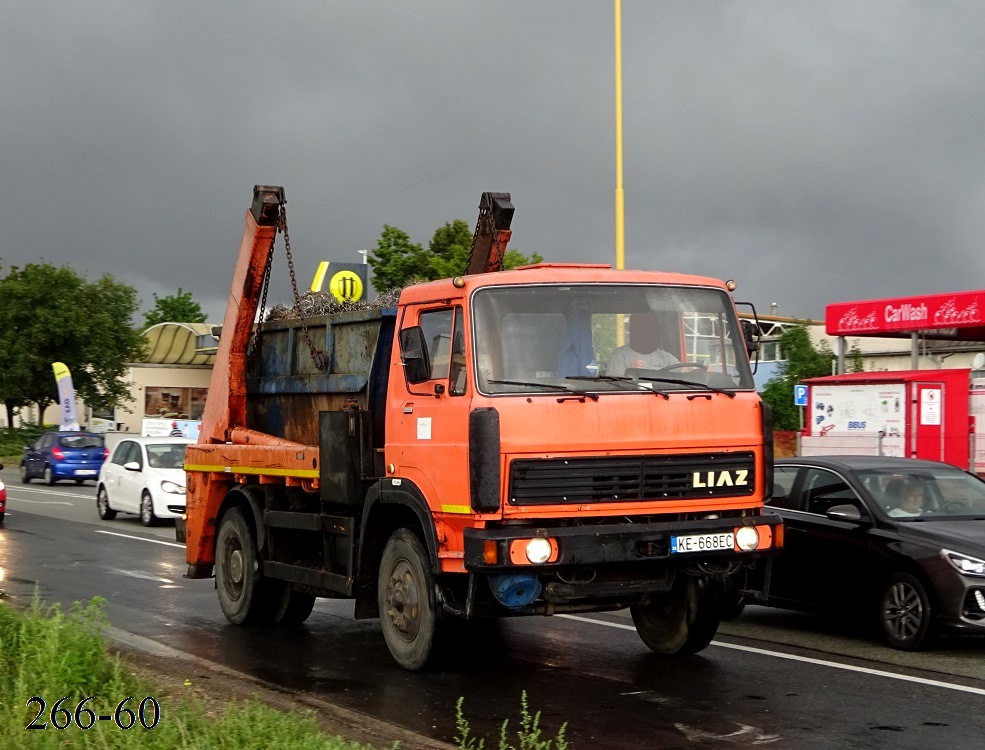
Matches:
[[96, 437, 193, 526]]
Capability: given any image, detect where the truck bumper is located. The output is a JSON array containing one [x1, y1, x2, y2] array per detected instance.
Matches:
[[463, 513, 783, 570]]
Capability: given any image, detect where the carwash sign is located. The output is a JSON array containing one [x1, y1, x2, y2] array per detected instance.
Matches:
[[826, 290, 985, 337]]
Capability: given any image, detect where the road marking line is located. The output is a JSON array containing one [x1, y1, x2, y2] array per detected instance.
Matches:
[[559, 614, 985, 697], [11, 498, 74, 505], [106, 567, 175, 584], [11, 486, 88, 498], [95, 530, 185, 549]]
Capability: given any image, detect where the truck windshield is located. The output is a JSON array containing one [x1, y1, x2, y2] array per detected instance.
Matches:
[[472, 284, 755, 396]]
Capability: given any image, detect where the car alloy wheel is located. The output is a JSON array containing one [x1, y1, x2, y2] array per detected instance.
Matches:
[[97, 487, 116, 520], [43, 466, 55, 486], [880, 572, 933, 650], [20, 464, 30, 484], [140, 492, 158, 527]]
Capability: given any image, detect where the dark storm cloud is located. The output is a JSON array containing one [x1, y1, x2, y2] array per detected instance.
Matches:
[[2, 1, 985, 323]]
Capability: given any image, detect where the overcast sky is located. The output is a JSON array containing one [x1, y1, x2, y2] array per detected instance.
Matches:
[[3, 1, 985, 324]]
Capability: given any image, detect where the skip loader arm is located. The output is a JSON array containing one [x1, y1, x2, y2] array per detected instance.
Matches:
[[183, 186, 318, 577], [465, 192, 514, 275]]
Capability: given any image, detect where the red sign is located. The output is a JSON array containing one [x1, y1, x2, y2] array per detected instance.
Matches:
[[826, 290, 985, 336]]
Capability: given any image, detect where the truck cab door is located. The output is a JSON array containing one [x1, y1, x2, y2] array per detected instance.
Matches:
[[391, 305, 472, 515]]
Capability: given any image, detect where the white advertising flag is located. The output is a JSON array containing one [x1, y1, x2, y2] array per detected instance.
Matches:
[[52, 362, 80, 431]]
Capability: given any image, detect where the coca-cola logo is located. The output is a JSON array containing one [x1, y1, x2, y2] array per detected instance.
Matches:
[[837, 306, 878, 331], [933, 298, 981, 326]]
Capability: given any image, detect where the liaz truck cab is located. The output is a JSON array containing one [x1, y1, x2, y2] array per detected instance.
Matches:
[[181, 186, 783, 670]]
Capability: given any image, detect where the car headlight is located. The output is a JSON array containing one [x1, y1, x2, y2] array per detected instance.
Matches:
[[0, 479, 5, 491], [160, 481, 186, 495], [941, 549, 985, 577]]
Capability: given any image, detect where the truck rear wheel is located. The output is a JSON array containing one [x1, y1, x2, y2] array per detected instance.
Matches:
[[631, 575, 721, 655], [215, 507, 276, 625], [378, 529, 438, 671]]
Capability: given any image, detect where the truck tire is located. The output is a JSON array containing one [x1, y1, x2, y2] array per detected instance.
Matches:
[[275, 589, 316, 627], [378, 528, 439, 671], [631, 575, 721, 655], [215, 507, 277, 625]]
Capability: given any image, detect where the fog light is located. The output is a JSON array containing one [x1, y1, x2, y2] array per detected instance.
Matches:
[[525, 537, 553, 564], [975, 590, 985, 612], [735, 526, 760, 552]]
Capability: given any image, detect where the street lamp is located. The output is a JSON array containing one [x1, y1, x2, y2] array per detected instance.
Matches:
[[357, 249, 368, 265]]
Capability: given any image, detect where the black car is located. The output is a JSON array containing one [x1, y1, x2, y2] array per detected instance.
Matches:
[[731, 455, 985, 650]]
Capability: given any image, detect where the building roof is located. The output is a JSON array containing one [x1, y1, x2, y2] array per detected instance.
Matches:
[[143, 322, 217, 366]]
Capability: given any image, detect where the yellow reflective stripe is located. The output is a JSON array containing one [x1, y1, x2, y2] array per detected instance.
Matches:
[[184, 463, 319, 479], [440, 504, 472, 514]]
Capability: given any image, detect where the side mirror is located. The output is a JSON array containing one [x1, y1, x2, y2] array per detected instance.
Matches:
[[399, 326, 431, 384], [123, 461, 142, 472], [827, 503, 868, 523], [740, 319, 760, 354]]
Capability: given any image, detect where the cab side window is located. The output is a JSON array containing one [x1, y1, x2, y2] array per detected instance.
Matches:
[[418, 309, 454, 380], [449, 307, 467, 396], [111, 442, 131, 466]]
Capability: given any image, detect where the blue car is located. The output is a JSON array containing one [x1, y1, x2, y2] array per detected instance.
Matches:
[[21, 431, 108, 485]]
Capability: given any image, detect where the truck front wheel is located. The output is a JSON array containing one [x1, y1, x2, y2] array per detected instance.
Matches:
[[215, 507, 274, 625], [631, 575, 721, 655], [378, 529, 438, 671]]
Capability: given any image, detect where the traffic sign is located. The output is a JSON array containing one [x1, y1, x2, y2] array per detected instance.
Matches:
[[793, 384, 808, 407]]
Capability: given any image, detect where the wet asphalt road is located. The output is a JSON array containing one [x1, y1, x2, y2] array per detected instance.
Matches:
[[2, 473, 985, 749]]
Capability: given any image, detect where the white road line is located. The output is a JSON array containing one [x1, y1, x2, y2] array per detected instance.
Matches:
[[559, 614, 985, 697], [106, 567, 175, 584], [11, 498, 74, 505], [94, 529, 185, 549], [11, 486, 90, 498]]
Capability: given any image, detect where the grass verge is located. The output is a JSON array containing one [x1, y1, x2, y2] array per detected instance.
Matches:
[[0, 595, 570, 749]]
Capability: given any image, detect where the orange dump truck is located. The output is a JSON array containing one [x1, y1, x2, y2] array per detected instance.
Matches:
[[180, 186, 783, 670]]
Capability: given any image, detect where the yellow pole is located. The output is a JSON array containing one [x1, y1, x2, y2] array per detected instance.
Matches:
[[614, 0, 626, 346], [614, 0, 625, 271]]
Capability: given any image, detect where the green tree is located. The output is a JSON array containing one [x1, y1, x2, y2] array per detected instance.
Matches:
[[142, 287, 207, 329], [848, 342, 865, 373], [0, 262, 145, 426], [761, 323, 835, 430], [368, 220, 543, 290], [368, 225, 428, 290]]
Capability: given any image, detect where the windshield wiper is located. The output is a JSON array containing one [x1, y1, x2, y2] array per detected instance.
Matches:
[[565, 373, 671, 399], [635, 376, 737, 398], [565, 375, 633, 382], [486, 379, 600, 401]]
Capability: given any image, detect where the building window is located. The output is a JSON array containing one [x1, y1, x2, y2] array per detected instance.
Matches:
[[145, 387, 208, 419]]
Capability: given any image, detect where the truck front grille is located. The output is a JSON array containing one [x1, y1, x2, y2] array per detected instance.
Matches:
[[508, 452, 756, 506]]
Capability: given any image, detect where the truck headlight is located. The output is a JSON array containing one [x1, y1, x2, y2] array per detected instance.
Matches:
[[508, 536, 558, 565], [942, 549, 985, 577], [525, 537, 553, 564], [735, 526, 760, 552], [161, 481, 186, 495]]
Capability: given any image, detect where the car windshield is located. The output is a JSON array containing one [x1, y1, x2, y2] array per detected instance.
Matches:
[[471, 283, 754, 396], [858, 467, 985, 519], [146, 445, 187, 469], [59, 435, 103, 449]]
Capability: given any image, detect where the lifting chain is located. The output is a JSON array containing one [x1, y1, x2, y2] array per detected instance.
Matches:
[[279, 203, 327, 370], [246, 243, 275, 371]]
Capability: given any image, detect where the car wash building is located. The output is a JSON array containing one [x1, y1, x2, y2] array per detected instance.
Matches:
[[802, 289, 985, 472]]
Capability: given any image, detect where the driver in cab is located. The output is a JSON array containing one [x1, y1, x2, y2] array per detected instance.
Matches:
[[607, 312, 679, 376]]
